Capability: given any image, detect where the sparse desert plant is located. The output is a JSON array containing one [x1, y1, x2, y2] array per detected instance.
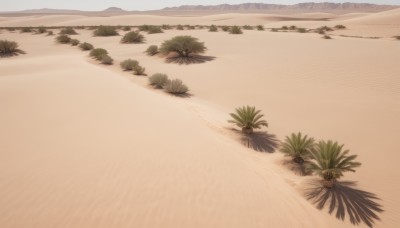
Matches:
[[149, 73, 169, 88], [160, 36, 206, 58], [162, 24, 172, 30], [308, 140, 361, 188], [281, 26, 289, 30], [229, 26, 243, 34], [55, 34, 71, 44], [79, 42, 94, 51], [243, 25, 253, 30], [334, 24, 346, 29], [90, 48, 108, 60], [323, 35, 332, 39], [297, 28, 308, 33], [221, 26, 230, 32], [316, 29, 325, 34], [147, 26, 163, 34], [122, 26, 131, 31], [120, 59, 139, 71], [209, 25, 218, 32], [138, 24, 151, 31], [37, 26, 47, 34], [164, 79, 188, 95], [146, 45, 159, 56], [186, 25, 195, 30], [289, 25, 297, 30], [133, 64, 146, 75], [7, 27, 16, 32], [47, 31, 54, 36], [0, 40, 21, 56], [257, 25, 265, 31], [280, 132, 315, 164], [70, 39, 80, 46], [101, 54, 113, 65], [393, 35, 400, 40], [121, 31, 144, 43], [93, 26, 118, 36], [60, 27, 78, 35], [176, 24, 184, 30], [228, 106, 268, 134], [271, 28, 279, 32], [20, 27, 32, 33]]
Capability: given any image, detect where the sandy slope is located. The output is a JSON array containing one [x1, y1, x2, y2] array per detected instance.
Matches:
[[1, 10, 400, 228]]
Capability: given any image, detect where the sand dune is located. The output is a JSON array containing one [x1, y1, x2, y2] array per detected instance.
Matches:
[[1, 10, 400, 228]]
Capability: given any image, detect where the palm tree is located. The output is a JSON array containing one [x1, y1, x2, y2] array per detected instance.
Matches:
[[280, 132, 315, 164], [308, 140, 361, 188], [228, 106, 268, 134]]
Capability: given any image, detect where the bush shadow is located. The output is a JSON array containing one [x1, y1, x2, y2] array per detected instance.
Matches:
[[0, 49, 26, 58], [231, 129, 279, 153], [165, 54, 216, 65], [304, 179, 383, 228]]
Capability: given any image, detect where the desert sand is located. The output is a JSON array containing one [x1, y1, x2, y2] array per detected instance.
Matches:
[[0, 9, 399, 228]]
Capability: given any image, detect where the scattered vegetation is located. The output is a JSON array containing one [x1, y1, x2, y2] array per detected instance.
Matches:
[[394, 36, 400, 40], [47, 31, 54, 36], [280, 132, 315, 164], [228, 106, 268, 134], [297, 28, 308, 33], [147, 26, 163, 34], [133, 64, 146, 75], [120, 59, 139, 71], [289, 25, 297, 30], [70, 39, 80, 46], [243, 25, 253, 30], [334, 24, 346, 29], [148, 73, 169, 88], [308, 140, 361, 188], [0, 40, 23, 56], [176, 24, 184, 30], [60, 27, 78, 35], [20, 27, 32, 33], [79, 42, 94, 51], [257, 25, 265, 31], [281, 26, 289, 30], [37, 26, 47, 34], [122, 26, 131, 31], [101, 54, 113, 65], [55, 34, 71, 44], [209, 25, 218, 32], [90, 48, 108, 60], [162, 24, 172, 30], [93, 26, 119, 36], [121, 31, 144, 43], [229, 26, 243, 34], [164, 79, 189, 95], [160, 36, 206, 58], [221, 26, 230, 32], [146, 45, 159, 56]]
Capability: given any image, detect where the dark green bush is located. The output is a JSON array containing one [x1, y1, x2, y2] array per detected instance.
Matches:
[[93, 26, 118, 36], [101, 55, 113, 65], [209, 25, 218, 32], [60, 27, 78, 35], [229, 26, 243, 34], [70, 39, 80, 46], [146, 45, 159, 56], [55, 34, 71, 44], [149, 73, 169, 88], [160, 36, 206, 57], [79, 42, 94, 51], [120, 59, 139, 71], [90, 48, 108, 60], [164, 79, 188, 95], [121, 31, 144, 43]]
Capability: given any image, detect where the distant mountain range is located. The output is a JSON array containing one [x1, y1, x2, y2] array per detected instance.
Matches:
[[1, 3, 399, 16]]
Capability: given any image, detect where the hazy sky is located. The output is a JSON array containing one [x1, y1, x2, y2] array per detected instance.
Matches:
[[2, 0, 400, 11]]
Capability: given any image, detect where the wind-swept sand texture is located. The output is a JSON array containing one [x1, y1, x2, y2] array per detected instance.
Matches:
[[1, 9, 400, 228]]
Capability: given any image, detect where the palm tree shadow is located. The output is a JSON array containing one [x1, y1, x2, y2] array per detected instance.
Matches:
[[232, 129, 279, 153], [165, 54, 216, 65], [304, 179, 383, 228]]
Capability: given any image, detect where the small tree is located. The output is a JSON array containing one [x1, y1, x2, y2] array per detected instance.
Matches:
[[228, 106, 268, 134], [120, 59, 139, 71], [164, 79, 189, 95], [149, 73, 169, 89], [55, 34, 71, 44], [280, 132, 315, 164], [146, 45, 159, 56], [308, 140, 361, 188], [121, 31, 144, 43], [160, 36, 206, 58], [90, 48, 108, 60], [209, 25, 218, 32], [79, 42, 94, 51], [93, 26, 119, 36], [229, 26, 243, 34]]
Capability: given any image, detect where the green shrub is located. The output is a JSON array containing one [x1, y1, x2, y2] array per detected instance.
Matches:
[[47, 31, 54, 36], [60, 27, 78, 35], [243, 25, 253, 30], [37, 26, 47, 34], [209, 25, 218, 32], [230, 26, 243, 34], [160, 36, 206, 57], [149, 73, 169, 88], [138, 24, 151, 31], [297, 28, 308, 33], [120, 59, 139, 71], [55, 34, 71, 44], [70, 39, 80, 46], [93, 26, 118, 36], [133, 64, 146, 75], [0, 40, 20, 56], [176, 24, 184, 30], [20, 27, 32, 33], [90, 48, 108, 60], [122, 26, 131, 31], [221, 26, 230, 32], [79, 42, 94, 51], [121, 31, 144, 43], [164, 79, 188, 95], [257, 25, 264, 31], [147, 26, 163, 34], [146, 45, 159, 56], [334, 24, 346, 29], [101, 55, 113, 65]]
